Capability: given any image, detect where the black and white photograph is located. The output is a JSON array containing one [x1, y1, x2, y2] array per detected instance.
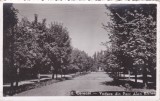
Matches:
[[2, 2, 158, 97]]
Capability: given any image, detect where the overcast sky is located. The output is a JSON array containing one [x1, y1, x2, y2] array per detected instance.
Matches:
[[13, 4, 110, 56]]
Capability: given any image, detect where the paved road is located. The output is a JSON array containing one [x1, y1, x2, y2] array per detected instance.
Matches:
[[15, 72, 125, 96]]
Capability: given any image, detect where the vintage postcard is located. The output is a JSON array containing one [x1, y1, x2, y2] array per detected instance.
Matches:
[[0, 0, 160, 101]]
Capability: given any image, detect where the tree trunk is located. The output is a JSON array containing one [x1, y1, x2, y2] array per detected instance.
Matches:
[[10, 69, 15, 88], [56, 72, 58, 80], [37, 73, 40, 82], [135, 69, 137, 83], [150, 69, 156, 84], [16, 68, 20, 87], [15, 74, 19, 87], [61, 72, 62, 78], [52, 73, 54, 79], [10, 28, 15, 88], [63, 69, 65, 78], [128, 70, 130, 81], [15, 80, 18, 87], [143, 67, 148, 88], [123, 69, 125, 77], [61, 69, 63, 78], [11, 82, 14, 88]]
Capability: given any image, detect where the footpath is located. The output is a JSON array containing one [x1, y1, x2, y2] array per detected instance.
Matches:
[[3, 72, 88, 96]]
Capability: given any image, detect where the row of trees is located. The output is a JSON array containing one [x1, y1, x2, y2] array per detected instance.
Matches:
[[3, 4, 93, 87], [92, 51, 106, 71], [102, 4, 156, 87], [70, 49, 94, 73]]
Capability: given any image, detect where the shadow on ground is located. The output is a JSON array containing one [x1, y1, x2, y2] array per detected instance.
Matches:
[[3, 73, 90, 96], [4, 84, 35, 96], [119, 76, 155, 82], [3, 77, 66, 96], [101, 80, 156, 90]]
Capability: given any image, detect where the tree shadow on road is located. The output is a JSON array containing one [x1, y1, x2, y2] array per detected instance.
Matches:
[[3, 77, 74, 96], [100, 80, 156, 90], [3, 84, 34, 96]]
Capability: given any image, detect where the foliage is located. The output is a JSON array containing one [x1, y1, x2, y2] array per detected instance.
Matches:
[[44, 22, 72, 74], [4, 6, 94, 82], [70, 49, 94, 73], [3, 3, 18, 83], [103, 4, 156, 84]]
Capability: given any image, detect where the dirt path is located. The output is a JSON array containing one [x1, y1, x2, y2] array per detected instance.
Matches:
[[15, 72, 125, 96]]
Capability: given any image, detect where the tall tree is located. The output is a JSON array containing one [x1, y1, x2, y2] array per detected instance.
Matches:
[[3, 3, 18, 87], [44, 23, 72, 79], [103, 4, 156, 87]]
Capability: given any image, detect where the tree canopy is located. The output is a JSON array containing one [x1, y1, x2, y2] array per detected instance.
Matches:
[[103, 4, 156, 85]]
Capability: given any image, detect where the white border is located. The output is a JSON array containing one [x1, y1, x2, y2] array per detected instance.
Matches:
[[0, 0, 159, 4], [0, 0, 159, 101]]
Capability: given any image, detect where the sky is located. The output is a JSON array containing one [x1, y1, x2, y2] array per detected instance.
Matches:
[[13, 4, 110, 56]]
